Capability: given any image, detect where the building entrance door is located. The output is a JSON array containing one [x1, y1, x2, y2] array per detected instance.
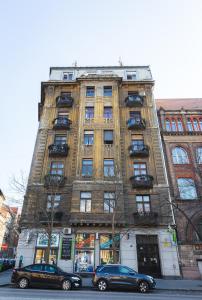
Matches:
[[136, 235, 161, 278]]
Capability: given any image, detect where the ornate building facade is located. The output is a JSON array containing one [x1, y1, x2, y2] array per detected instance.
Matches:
[[157, 98, 202, 279], [17, 66, 180, 278]]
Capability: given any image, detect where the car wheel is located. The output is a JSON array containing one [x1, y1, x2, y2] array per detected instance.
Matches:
[[97, 279, 108, 291], [62, 279, 72, 290], [18, 278, 29, 289], [138, 281, 149, 293]]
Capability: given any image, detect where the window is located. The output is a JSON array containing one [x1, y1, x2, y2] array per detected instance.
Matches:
[[44, 265, 57, 273], [171, 119, 177, 131], [128, 91, 138, 96], [82, 159, 93, 176], [104, 107, 112, 118], [85, 107, 94, 119], [130, 111, 141, 121], [86, 86, 95, 97], [54, 135, 66, 145], [104, 192, 115, 213], [136, 195, 150, 213], [104, 130, 113, 144], [177, 119, 183, 132], [165, 119, 171, 131], [80, 192, 91, 212], [177, 178, 197, 200], [103, 86, 112, 97], [187, 118, 193, 131], [84, 131, 94, 145], [63, 72, 73, 81], [199, 119, 202, 130], [104, 159, 115, 177], [58, 112, 69, 119], [193, 119, 200, 131], [133, 163, 147, 175], [26, 264, 43, 272], [61, 92, 71, 98], [172, 147, 189, 164], [131, 135, 144, 150], [126, 71, 136, 80], [47, 194, 61, 209], [50, 162, 64, 175], [196, 147, 202, 164], [197, 219, 202, 241]]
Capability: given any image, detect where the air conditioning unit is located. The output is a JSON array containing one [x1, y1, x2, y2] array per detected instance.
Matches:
[[63, 228, 72, 235]]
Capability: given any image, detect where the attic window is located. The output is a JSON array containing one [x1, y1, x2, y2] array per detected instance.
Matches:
[[127, 71, 136, 80]]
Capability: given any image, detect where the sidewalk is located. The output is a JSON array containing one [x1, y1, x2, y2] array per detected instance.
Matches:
[[0, 270, 202, 291]]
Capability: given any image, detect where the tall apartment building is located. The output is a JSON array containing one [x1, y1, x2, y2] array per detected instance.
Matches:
[[17, 66, 180, 278], [157, 98, 202, 279]]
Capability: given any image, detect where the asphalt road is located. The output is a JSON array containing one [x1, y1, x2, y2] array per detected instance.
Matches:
[[0, 288, 202, 300]]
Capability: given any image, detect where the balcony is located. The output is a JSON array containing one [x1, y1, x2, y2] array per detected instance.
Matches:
[[53, 117, 72, 130], [44, 174, 66, 188], [133, 211, 158, 226], [125, 95, 144, 107], [128, 144, 149, 157], [56, 95, 73, 107], [69, 213, 125, 227], [127, 118, 146, 130], [48, 144, 69, 157], [130, 174, 153, 189]]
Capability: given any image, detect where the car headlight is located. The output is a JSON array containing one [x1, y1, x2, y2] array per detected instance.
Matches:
[[71, 276, 80, 281]]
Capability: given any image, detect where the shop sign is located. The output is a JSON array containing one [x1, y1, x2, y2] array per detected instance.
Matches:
[[1, 243, 8, 251], [36, 233, 59, 247], [60, 237, 72, 260]]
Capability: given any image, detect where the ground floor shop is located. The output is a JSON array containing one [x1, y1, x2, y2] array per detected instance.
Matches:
[[16, 227, 180, 278]]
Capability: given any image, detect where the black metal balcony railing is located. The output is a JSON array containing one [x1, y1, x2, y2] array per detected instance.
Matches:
[[125, 95, 144, 107], [56, 95, 74, 107], [48, 144, 69, 157], [127, 118, 146, 130], [128, 144, 149, 157], [130, 174, 154, 188], [44, 174, 66, 188], [133, 211, 158, 225], [53, 117, 72, 130]]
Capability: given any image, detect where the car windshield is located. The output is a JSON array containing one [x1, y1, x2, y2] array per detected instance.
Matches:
[[126, 266, 137, 274]]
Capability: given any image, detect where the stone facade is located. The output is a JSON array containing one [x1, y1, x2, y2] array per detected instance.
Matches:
[[157, 98, 202, 279], [17, 67, 180, 278]]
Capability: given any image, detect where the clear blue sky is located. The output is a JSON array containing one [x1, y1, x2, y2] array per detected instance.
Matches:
[[1, 0, 202, 202]]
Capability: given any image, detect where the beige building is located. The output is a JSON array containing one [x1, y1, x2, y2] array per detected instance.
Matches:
[[17, 66, 180, 278]]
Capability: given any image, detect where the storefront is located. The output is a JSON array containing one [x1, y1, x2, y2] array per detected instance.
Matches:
[[74, 233, 95, 272], [100, 233, 120, 264], [34, 233, 60, 264]]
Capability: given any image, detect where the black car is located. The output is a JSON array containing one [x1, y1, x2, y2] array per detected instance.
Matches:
[[92, 264, 156, 293], [11, 263, 82, 290]]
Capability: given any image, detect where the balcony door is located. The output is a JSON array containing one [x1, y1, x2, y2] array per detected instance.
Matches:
[[136, 235, 161, 278]]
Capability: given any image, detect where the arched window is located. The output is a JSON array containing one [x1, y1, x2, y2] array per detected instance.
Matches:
[[177, 178, 197, 200], [165, 119, 171, 131], [172, 147, 189, 164]]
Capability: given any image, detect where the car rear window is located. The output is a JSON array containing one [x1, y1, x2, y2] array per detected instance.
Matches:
[[44, 265, 56, 273]]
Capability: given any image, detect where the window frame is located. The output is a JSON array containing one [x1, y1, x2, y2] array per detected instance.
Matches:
[[84, 130, 94, 145], [136, 195, 151, 213], [80, 192, 92, 212], [50, 161, 64, 175], [177, 178, 197, 200], [104, 159, 115, 177], [86, 86, 95, 97], [82, 159, 93, 177], [172, 147, 189, 164], [104, 106, 113, 119], [104, 130, 113, 144], [196, 147, 202, 164], [85, 107, 94, 119], [133, 163, 147, 176], [103, 86, 112, 97], [104, 192, 115, 213]]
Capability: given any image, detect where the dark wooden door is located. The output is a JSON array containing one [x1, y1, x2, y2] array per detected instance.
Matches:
[[136, 235, 162, 278]]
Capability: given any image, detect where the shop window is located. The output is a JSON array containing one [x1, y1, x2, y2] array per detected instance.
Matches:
[[80, 192, 91, 212], [177, 178, 197, 200], [104, 192, 115, 213], [100, 234, 120, 264], [84, 130, 94, 145], [136, 195, 150, 213], [104, 159, 115, 177], [196, 147, 202, 164], [35, 233, 59, 264], [133, 163, 147, 176], [74, 233, 95, 272], [85, 107, 94, 119], [172, 147, 189, 164]]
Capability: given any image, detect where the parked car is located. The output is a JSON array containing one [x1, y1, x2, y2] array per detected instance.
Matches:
[[92, 264, 156, 293], [0, 258, 15, 272], [11, 263, 82, 290]]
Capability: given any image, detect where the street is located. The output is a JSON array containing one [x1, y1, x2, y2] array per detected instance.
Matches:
[[0, 288, 202, 300]]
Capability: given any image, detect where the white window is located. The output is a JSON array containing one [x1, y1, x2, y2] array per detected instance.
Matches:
[[63, 72, 73, 81], [172, 147, 189, 164], [177, 178, 197, 200], [126, 71, 136, 80], [196, 147, 202, 164], [80, 192, 91, 212], [104, 192, 115, 213]]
